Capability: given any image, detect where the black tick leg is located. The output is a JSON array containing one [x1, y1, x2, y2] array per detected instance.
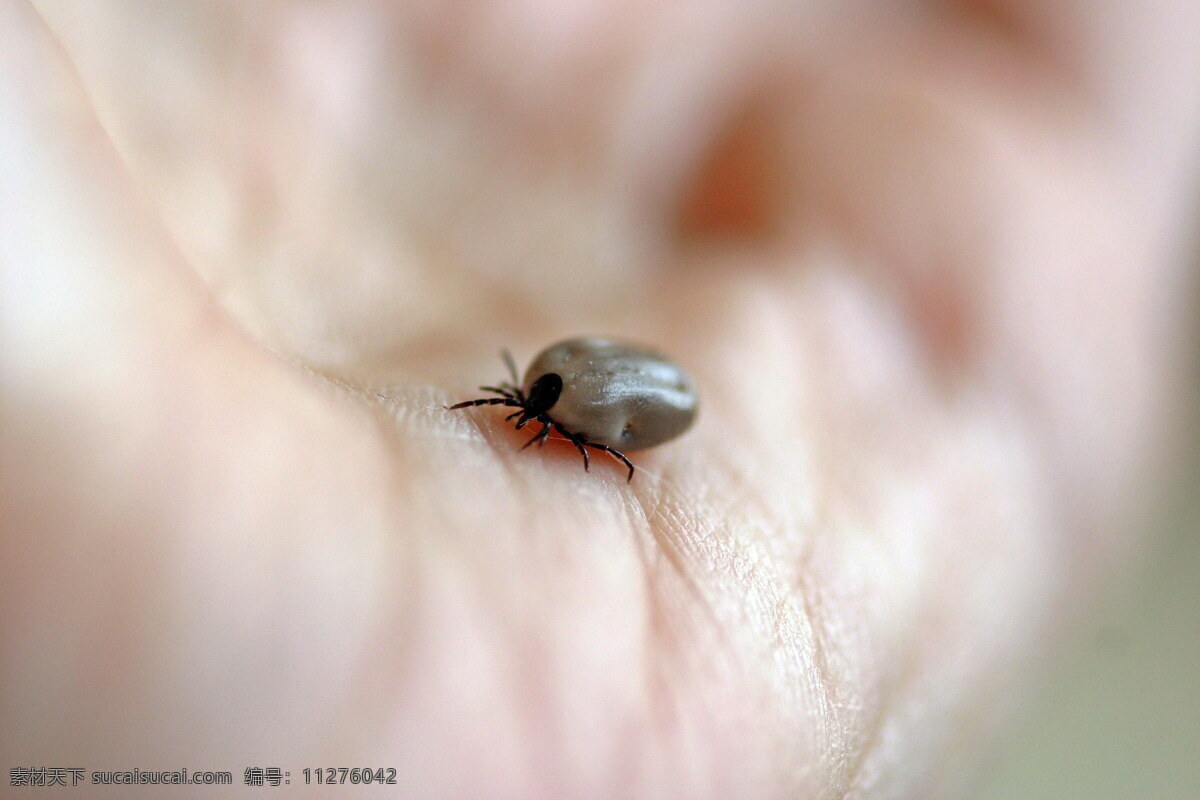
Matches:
[[554, 423, 590, 472], [501, 349, 521, 386], [584, 442, 636, 482], [446, 397, 523, 411], [520, 420, 552, 451], [480, 385, 516, 400]]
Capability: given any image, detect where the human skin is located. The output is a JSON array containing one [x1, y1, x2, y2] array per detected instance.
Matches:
[[2, 1, 1198, 798]]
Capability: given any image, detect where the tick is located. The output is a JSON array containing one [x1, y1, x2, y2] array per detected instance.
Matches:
[[446, 337, 699, 481]]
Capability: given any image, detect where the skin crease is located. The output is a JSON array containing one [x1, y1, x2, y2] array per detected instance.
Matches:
[[1, 1, 1199, 798]]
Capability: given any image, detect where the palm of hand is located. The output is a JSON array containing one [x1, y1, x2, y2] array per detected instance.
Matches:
[[4, 2, 1197, 797]]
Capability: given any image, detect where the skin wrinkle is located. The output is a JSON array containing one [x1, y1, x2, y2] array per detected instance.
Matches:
[[805, 353, 923, 796], [609, 461, 780, 789], [842, 409, 1056, 796], [390, 394, 671, 792], [781, 523, 851, 793], [822, 506, 926, 795], [782, 553, 843, 793], [679, 481, 837, 793], [593, 350, 848, 794], [15, 0, 222, 358], [785, 269, 974, 796], [484, 551, 557, 795], [728, 470, 851, 794], [629, 497, 713, 789], [839, 561, 931, 798]]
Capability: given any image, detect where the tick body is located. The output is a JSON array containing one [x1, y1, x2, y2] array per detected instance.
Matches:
[[446, 337, 698, 481]]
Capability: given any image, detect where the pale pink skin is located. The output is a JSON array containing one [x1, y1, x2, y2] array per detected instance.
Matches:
[[2, 1, 1198, 798]]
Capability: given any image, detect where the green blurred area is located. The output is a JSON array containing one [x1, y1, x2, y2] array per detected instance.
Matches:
[[979, 516, 1200, 798], [978, 332, 1200, 798]]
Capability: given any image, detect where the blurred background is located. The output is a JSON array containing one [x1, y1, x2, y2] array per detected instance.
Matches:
[[982, 488, 1200, 798], [980, 281, 1200, 798]]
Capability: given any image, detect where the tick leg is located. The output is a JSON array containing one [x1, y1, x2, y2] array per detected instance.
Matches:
[[446, 397, 523, 410], [520, 420, 552, 451], [552, 424, 590, 472], [575, 438, 591, 471], [480, 385, 516, 400], [584, 442, 636, 482], [501, 349, 520, 385], [498, 381, 526, 403], [505, 410, 523, 421]]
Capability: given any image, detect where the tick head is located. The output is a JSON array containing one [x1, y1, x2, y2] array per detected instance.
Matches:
[[525, 373, 563, 415]]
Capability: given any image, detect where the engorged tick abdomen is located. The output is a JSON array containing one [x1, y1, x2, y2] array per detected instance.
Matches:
[[522, 337, 698, 451]]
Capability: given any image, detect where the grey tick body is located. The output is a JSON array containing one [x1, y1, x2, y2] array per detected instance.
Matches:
[[522, 338, 698, 450], [447, 337, 699, 481]]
